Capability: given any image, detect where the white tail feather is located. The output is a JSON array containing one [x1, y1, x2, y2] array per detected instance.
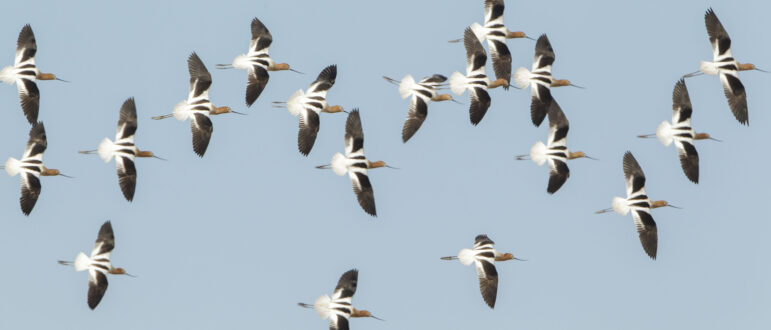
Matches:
[[699, 61, 718, 76], [398, 75, 416, 99], [4, 158, 21, 176], [313, 294, 332, 320], [331, 153, 348, 176], [529, 141, 547, 166], [0, 66, 16, 85], [172, 100, 190, 121], [286, 89, 305, 117], [513, 67, 531, 89], [470, 22, 486, 43], [97, 138, 116, 163], [458, 248, 475, 266], [612, 197, 629, 216], [449, 72, 467, 95], [74, 252, 91, 272], [656, 121, 674, 146], [232, 54, 251, 70]]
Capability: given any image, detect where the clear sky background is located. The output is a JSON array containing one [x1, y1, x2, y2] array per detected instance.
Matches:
[[0, 0, 768, 329]]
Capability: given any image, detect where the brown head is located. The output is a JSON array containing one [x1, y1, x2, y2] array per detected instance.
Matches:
[[137, 150, 155, 158], [37, 73, 56, 80], [506, 31, 527, 39], [110, 268, 127, 275], [551, 79, 571, 87], [351, 308, 383, 320], [432, 94, 453, 102], [737, 63, 756, 71], [651, 200, 669, 208], [211, 106, 232, 115], [694, 133, 711, 140], [568, 151, 586, 159], [41, 168, 60, 176], [269, 63, 290, 71], [488, 78, 509, 89], [323, 105, 345, 113], [368, 160, 386, 169], [495, 253, 515, 261]]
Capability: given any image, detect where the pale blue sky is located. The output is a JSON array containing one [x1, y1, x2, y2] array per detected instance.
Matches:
[[0, 0, 769, 329]]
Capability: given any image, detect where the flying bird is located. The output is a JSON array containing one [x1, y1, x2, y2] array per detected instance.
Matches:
[[515, 100, 594, 193], [683, 8, 766, 125], [449, 27, 509, 125], [216, 17, 299, 107], [595, 152, 680, 259], [0, 24, 66, 124], [272, 65, 344, 156], [79, 98, 164, 201], [316, 109, 393, 217], [58, 221, 134, 310], [1, 122, 70, 215], [449, 0, 533, 87], [298, 269, 382, 330], [638, 79, 718, 184], [441, 234, 522, 308], [513, 34, 582, 126], [383, 74, 454, 142], [152, 52, 241, 157]]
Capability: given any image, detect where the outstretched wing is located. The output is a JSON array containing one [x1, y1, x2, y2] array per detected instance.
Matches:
[[622, 151, 646, 197]]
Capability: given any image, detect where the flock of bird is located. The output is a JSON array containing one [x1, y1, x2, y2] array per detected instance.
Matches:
[[0, 1, 765, 328]]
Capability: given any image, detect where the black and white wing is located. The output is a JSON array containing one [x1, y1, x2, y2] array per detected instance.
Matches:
[[472, 235, 498, 308], [622, 151, 646, 198], [298, 107, 320, 156], [190, 113, 213, 157], [116, 97, 138, 141], [485, 0, 511, 88], [671, 79, 693, 126], [719, 70, 747, 124], [17, 78, 40, 125], [91, 221, 115, 258], [704, 9, 747, 124], [246, 66, 269, 107], [675, 140, 699, 184], [705, 8, 732, 61], [546, 101, 570, 193], [187, 52, 213, 102], [249, 17, 273, 54], [344, 109, 364, 157], [19, 172, 41, 216], [309, 64, 337, 96], [116, 156, 137, 201], [401, 96, 428, 143], [463, 28, 487, 77], [87, 270, 109, 310], [22, 122, 47, 161], [632, 209, 658, 259], [530, 34, 555, 127], [332, 269, 358, 300], [344, 110, 376, 216], [469, 87, 491, 125], [15, 24, 36, 65]]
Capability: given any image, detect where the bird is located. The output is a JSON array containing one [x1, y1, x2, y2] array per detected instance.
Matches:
[[152, 52, 241, 157], [441, 234, 523, 308], [595, 152, 680, 259], [216, 17, 299, 107], [0, 24, 66, 125], [449, 0, 534, 88], [515, 100, 594, 193], [58, 221, 134, 310], [683, 8, 766, 125], [383, 74, 455, 142], [1, 122, 71, 215], [513, 34, 582, 126], [449, 27, 509, 125], [638, 79, 719, 184], [316, 109, 394, 217], [298, 269, 382, 330], [272, 65, 344, 156], [79, 97, 164, 201]]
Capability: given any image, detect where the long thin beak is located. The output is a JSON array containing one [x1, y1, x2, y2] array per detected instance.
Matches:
[[382, 76, 399, 85], [513, 257, 527, 261], [56, 77, 70, 83], [231, 110, 247, 115], [385, 165, 400, 170], [709, 137, 722, 142], [683, 71, 703, 78], [508, 84, 522, 90], [370, 315, 385, 321], [570, 83, 585, 89], [78, 150, 97, 154], [448, 38, 462, 43], [755, 67, 768, 73], [584, 155, 599, 161], [525, 35, 536, 41], [450, 98, 464, 105], [667, 204, 682, 209], [637, 134, 655, 138], [289, 68, 304, 74], [514, 154, 530, 160], [153, 155, 167, 161], [58, 173, 75, 178], [215, 64, 233, 69], [440, 256, 458, 260], [316, 164, 331, 169], [152, 114, 173, 120], [595, 208, 613, 214]]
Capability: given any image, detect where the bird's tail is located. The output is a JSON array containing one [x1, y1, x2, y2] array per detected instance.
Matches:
[[74, 252, 91, 272], [286, 89, 305, 117], [172, 100, 189, 121], [331, 153, 347, 176], [655, 121, 674, 146], [449, 72, 467, 96], [3, 157, 21, 177], [0, 66, 16, 85], [97, 138, 116, 163], [513, 67, 531, 89], [313, 294, 332, 320], [458, 248, 475, 266], [612, 197, 629, 216], [398, 75, 416, 99], [529, 141, 547, 166]]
